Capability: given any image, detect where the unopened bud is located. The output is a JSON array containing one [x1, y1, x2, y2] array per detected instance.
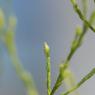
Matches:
[[44, 42, 50, 57], [59, 63, 69, 78], [76, 26, 82, 36]]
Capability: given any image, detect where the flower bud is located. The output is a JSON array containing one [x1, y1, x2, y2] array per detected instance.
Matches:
[[44, 42, 50, 57], [59, 63, 69, 78], [76, 26, 82, 36]]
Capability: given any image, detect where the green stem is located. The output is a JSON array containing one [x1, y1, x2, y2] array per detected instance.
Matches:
[[44, 42, 51, 95], [46, 56, 51, 95], [61, 68, 95, 95], [70, 0, 95, 33], [5, 31, 38, 95], [81, 0, 88, 17], [50, 1, 94, 94], [50, 23, 87, 95], [63, 69, 80, 95]]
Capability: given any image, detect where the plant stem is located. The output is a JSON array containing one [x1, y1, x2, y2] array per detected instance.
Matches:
[[5, 30, 38, 95], [50, 1, 92, 94], [63, 68, 80, 95], [70, 0, 95, 33], [46, 56, 51, 95], [61, 68, 95, 95], [50, 22, 87, 95], [44, 42, 51, 95]]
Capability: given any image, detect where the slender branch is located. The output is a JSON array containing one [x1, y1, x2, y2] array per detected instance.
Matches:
[[50, 1, 95, 95], [81, 0, 88, 17], [4, 25, 38, 95], [61, 68, 95, 95], [70, 0, 95, 33], [50, 23, 87, 95], [63, 69, 80, 95], [44, 42, 51, 95]]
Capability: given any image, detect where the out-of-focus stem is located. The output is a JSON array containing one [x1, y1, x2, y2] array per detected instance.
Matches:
[[64, 69, 80, 95], [5, 29, 38, 95], [61, 68, 95, 95]]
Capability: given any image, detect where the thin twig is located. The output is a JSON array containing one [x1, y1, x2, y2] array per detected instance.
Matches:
[[71, 0, 95, 32], [44, 42, 51, 95], [61, 68, 95, 95]]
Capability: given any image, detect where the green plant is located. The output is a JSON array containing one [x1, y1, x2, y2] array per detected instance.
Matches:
[[50, 1, 95, 95], [0, 0, 95, 95]]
